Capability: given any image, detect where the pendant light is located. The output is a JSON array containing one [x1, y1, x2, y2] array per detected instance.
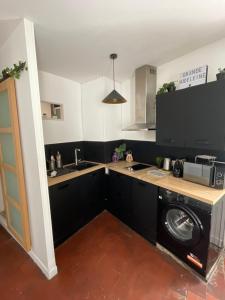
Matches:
[[102, 53, 127, 104]]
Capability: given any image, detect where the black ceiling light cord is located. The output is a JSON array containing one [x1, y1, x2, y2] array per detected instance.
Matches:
[[102, 53, 127, 104]]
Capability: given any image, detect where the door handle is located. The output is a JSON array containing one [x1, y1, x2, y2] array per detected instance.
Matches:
[[164, 138, 175, 144], [194, 139, 210, 145]]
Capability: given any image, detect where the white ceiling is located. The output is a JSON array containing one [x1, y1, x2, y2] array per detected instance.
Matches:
[[0, 19, 20, 47], [1, 0, 225, 83]]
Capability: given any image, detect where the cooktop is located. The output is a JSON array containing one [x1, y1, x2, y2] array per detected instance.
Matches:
[[126, 163, 152, 172]]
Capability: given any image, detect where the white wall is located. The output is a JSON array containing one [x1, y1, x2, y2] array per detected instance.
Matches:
[[157, 37, 225, 88], [0, 19, 57, 279], [82, 77, 123, 141], [40, 36, 225, 144], [39, 71, 83, 144], [121, 36, 225, 142]]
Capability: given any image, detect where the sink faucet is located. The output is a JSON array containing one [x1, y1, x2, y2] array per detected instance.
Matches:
[[75, 148, 81, 166]]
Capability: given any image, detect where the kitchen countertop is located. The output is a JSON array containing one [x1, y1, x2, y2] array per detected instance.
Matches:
[[47, 160, 225, 205], [48, 162, 105, 187]]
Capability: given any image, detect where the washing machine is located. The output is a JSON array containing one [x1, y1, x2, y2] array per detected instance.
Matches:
[[157, 188, 224, 278]]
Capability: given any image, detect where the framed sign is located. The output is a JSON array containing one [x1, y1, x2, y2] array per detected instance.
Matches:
[[178, 65, 208, 90]]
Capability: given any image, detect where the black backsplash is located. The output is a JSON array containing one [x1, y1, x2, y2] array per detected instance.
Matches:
[[44, 139, 225, 165], [45, 141, 84, 165], [124, 140, 225, 164]]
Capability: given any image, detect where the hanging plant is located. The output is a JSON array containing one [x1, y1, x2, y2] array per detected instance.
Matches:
[[0, 61, 28, 82]]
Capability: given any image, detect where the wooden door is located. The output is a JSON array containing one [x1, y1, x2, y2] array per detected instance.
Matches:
[[0, 78, 31, 251]]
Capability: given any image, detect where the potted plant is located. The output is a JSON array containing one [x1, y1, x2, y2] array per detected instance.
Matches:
[[0, 61, 27, 83], [166, 81, 176, 92], [157, 81, 176, 95], [115, 143, 126, 160], [216, 68, 225, 80]]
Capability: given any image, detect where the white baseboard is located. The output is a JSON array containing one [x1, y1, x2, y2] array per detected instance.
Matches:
[[0, 213, 57, 280], [0, 214, 7, 228], [29, 250, 58, 280]]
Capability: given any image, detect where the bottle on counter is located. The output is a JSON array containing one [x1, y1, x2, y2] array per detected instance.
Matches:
[[112, 152, 119, 162], [56, 151, 63, 169], [50, 155, 56, 171]]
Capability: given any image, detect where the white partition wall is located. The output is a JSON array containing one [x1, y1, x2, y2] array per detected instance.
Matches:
[[0, 19, 57, 279]]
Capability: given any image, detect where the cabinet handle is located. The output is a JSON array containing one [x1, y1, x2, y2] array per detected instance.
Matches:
[[58, 183, 69, 190], [164, 138, 175, 144], [194, 139, 210, 145]]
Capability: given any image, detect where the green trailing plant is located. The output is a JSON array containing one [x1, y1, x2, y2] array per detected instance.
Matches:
[[157, 81, 176, 95], [0, 61, 28, 82]]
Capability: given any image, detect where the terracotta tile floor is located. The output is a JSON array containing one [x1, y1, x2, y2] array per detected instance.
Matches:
[[0, 211, 225, 300]]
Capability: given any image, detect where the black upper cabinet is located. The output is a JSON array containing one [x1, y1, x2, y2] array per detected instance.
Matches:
[[156, 89, 186, 147], [156, 80, 225, 150], [184, 81, 225, 150]]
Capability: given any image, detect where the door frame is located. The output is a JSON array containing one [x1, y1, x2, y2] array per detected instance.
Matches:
[[0, 78, 31, 250]]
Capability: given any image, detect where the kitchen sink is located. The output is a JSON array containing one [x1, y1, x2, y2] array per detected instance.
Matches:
[[64, 161, 98, 171], [48, 162, 98, 178]]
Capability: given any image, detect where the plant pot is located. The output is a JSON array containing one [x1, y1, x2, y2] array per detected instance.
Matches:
[[216, 73, 225, 80]]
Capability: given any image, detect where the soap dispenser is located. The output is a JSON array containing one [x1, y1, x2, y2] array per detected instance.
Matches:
[[56, 151, 63, 169]]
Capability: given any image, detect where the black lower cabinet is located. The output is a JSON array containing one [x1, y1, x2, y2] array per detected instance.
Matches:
[[49, 168, 158, 247], [132, 178, 158, 243], [79, 169, 105, 223], [106, 170, 133, 227], [107, 170, 158, 244], [49, 169, 105, 247]]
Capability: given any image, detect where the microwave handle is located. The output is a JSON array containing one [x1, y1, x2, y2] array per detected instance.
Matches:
[[212, 166, 216, 187]]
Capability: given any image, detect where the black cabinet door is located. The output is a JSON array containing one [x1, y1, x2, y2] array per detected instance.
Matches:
[[107, 171, 158, 244], [79, 169, 105, 225], [132, 178, 158, 244], [156, 90, 185, 147], [184, 81, 225, 150], [49, 177, 82, 247], [49, 169, 105, 247], [107, 170, 133, 227]]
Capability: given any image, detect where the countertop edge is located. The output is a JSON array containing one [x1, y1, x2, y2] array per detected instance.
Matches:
[[47, 161, 225, 205]]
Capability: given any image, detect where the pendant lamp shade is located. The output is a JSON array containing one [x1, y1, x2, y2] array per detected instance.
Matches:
[[102, 89, 127, 104], [102, 53, 127, 104]]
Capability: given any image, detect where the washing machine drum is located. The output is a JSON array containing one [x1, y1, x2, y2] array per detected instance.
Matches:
[[162, 204, 202, 247]]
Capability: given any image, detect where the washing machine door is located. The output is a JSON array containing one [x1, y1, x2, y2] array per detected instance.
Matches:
[[162, 204, 202, 247]]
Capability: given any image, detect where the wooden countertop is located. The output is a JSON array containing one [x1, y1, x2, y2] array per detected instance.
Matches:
[[47, 160, 225, 205], [48, 162, 105, 187], [107, 161, 225, 205]]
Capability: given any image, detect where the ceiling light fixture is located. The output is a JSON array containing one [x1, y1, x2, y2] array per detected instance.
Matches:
[[102, 53, 127, 104]]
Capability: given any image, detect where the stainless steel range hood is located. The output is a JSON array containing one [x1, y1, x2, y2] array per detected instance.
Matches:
[[123, 65, 156, 131]]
